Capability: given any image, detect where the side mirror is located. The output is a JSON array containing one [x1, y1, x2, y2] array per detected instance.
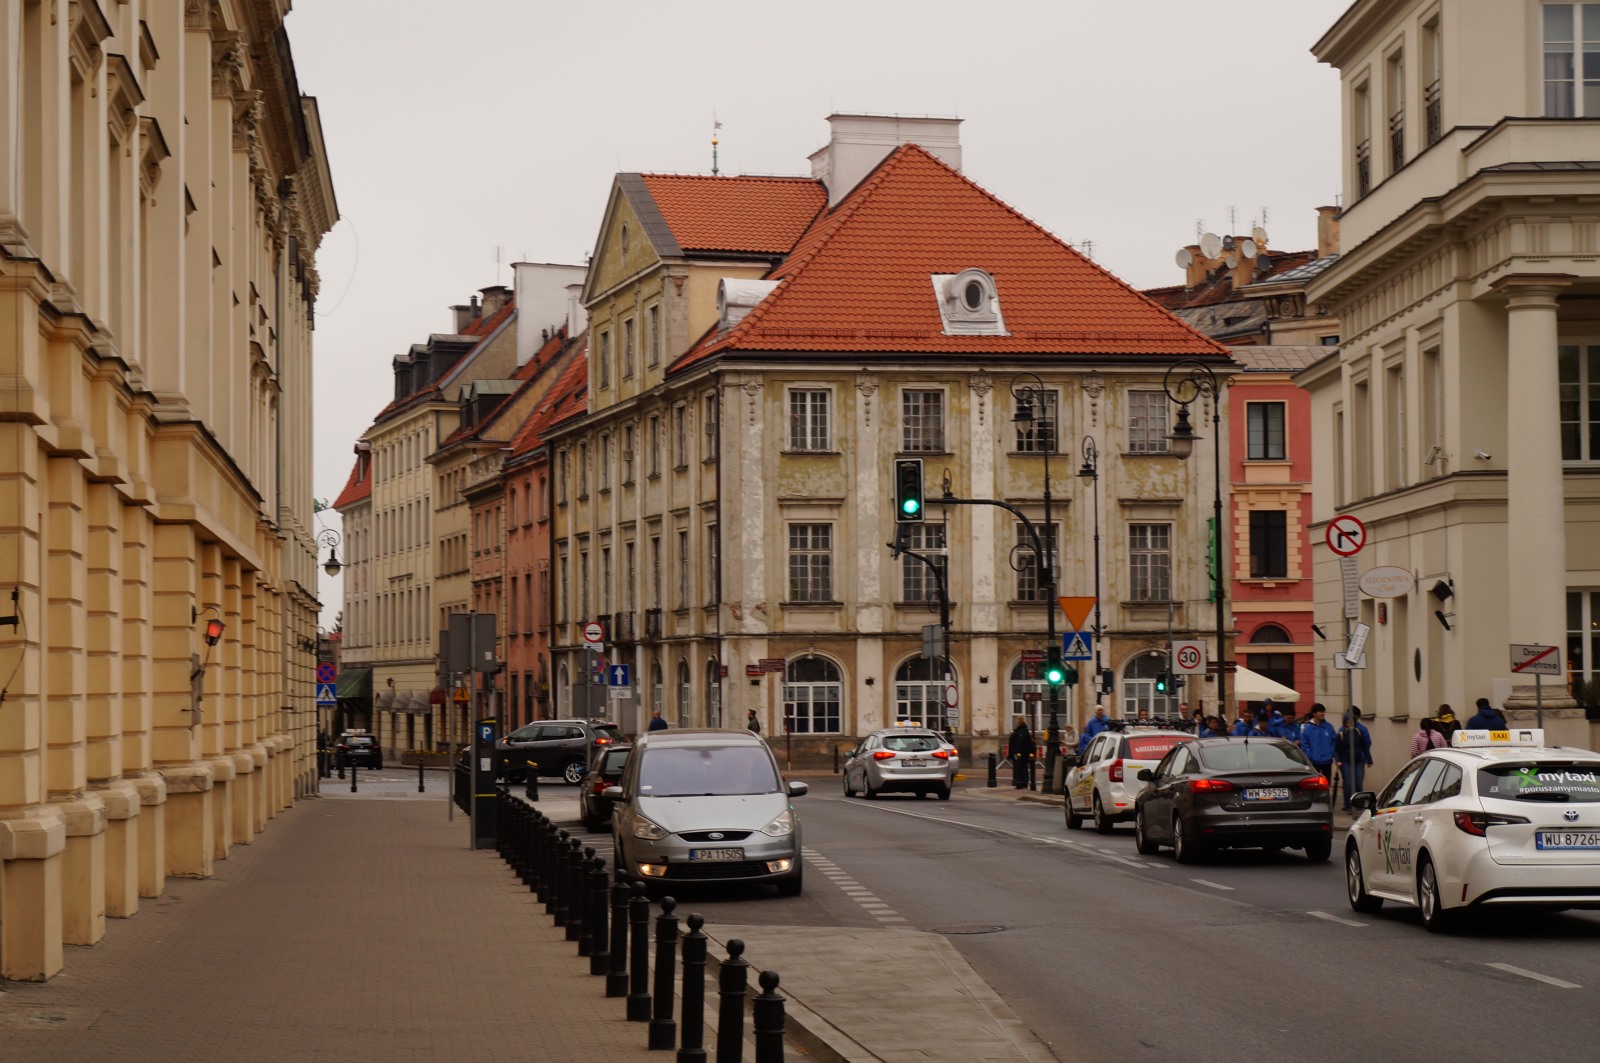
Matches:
[[602, 785, 627, 802], [1136, 768, 1155, 782], [1350, 791, 1377, 813], [786, 780, 809, 798]]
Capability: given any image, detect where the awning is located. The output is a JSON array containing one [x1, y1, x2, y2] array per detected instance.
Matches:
[[336, 667, 372, 700], [1232, 665, 1302, 704]]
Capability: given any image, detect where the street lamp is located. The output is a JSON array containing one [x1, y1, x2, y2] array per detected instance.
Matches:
[[1162, 359, 1228, 719], [1078, 436, 1103, 696], [317, 527, 343, 578], [1011, 373, 1058, 793]]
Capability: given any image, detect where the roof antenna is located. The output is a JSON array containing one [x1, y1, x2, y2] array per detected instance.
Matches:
[[711, 112, 722, 177]]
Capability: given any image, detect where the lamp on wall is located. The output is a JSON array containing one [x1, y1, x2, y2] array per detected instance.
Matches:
[[317, 528, 343, 578], [193, 605, 226, 645], [1430, 580, 1454, 603]]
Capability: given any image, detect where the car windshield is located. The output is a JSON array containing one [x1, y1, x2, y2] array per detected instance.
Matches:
[[1478, 762, 1600, 803], [343, 736, 373, 748], [1196, 741, 1309, 772], [1127, 735, 1191, 761], [638, 745, 779, 797], [883, 734, 942, 752]]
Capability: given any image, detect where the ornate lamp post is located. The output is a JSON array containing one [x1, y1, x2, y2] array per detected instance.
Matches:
[[1078, 436, 1103, 702], [1162, 360, 1228, 718], [1011, 373, 1058, 792], [317, 527, 343, 578]]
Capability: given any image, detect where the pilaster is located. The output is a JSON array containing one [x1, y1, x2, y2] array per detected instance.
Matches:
[[132, 771, 167, 898], [160, 764, 213, 879], [209, 755, 234, 860], [0, 809, 67, 981], [98, 779, 142, 917], [56, 793, 107, 945]]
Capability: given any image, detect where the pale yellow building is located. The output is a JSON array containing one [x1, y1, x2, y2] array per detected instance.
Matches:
[[1301, 0, 1600, 783], [0, 2, 334, 979]]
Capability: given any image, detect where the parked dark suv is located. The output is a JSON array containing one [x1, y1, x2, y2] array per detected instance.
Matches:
[[497, 719, 623, 785], [336, 730, 382, 770], [580, 742, 633, 832]]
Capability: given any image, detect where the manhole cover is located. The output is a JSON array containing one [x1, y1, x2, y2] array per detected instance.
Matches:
[[930, 925, 1005, 935]]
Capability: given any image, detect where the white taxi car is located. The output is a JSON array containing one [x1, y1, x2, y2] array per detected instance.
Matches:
[[1346, 729, 1600, 931], [1066, 725, 1194, 834]]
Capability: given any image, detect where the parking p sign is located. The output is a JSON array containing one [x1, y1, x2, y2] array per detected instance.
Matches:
[[1173, 640, 1206, 675]]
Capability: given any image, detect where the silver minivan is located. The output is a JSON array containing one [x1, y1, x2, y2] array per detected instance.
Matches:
[[606, 729, 807, 896]]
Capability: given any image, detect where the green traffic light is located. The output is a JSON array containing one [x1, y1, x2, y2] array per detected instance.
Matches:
[[1045, 666, 1064, 685], [902, 498, 921, 516]]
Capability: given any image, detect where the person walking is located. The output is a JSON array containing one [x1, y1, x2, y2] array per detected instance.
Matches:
[[1336, 708, 1374, 811], [745, 709, 761, 734], [1409, 717, 1446, 758], [1077, 705, 1110, 756], [1231, 708, 1255, 737], [1298, 704, 1339, 781], [1467, 697, 1507, 731], [1009, 715, 1037, 790], [647, 709, 669, 732], [1433, 705, 1460, 745]]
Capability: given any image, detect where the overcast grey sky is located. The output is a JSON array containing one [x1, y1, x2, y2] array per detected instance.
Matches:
[[289, 0, 1350, 615]]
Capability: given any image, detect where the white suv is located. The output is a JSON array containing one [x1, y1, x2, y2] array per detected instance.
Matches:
[[1066, 727, 1195, 833]]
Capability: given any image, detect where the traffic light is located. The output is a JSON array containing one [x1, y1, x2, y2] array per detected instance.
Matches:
[[1063, 665, 1079, 687], [1155, 672, 1169, 694], [1099, 668, 1115, 694], [1044, 648, 1066, 686], [894, 458, 925, 523]]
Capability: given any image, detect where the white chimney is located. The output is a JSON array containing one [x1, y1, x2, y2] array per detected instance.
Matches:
[[808, 113, 962, 207], [512, 261, 588, 366]]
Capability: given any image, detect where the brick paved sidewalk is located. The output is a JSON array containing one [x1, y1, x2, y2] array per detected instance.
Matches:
[[0, 793, 670, 1063]]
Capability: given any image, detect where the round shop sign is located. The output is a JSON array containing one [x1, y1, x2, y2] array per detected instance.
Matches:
[[1358, 565, 1415, 599]]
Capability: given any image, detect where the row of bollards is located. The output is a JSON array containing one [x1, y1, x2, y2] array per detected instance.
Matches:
[[495, 789, 787, 1061]]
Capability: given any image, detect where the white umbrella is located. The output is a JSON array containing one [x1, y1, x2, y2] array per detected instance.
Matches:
[[1231, 665, 1302, 703]]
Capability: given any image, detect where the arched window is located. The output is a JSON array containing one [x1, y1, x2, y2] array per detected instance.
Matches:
[[784, 657, 843, 734], [705, 657, 723, 729], [676, 659, 691, 727], [1122, 651, 1178, 716], [1250, 624, 1292, 644], [1008, 659, 1048, 732], [894, 657, 956, 730], [1244, 624, 1297, 693], [650, 660, 663, 716]]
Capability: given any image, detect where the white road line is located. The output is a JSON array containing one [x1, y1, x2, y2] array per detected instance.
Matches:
[[1486, 962, 1582, 989], [1306, 910, 1367, 928], [1191, 878, 1234, 891]]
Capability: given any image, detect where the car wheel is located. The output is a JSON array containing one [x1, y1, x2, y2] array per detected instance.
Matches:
[[1134, 809, 1159, 855], [936, 784, 952, 801], [1093, 793, 1114, 835], [1417, 855, 1459, 933], [562, 760, 585, 786], [1304, 836, 1333, 863], [843, 772, 854, 797], [1346, 842, 1383, 914], [864, 777, 878, 800], [776, 866, 803, 897], [1065, 798, 1083, 830], [915, 790, 928, 799], [1173, 814, 1205, 865]]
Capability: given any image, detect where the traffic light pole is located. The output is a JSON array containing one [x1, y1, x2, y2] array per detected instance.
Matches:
[[888, 531, 953, 732]]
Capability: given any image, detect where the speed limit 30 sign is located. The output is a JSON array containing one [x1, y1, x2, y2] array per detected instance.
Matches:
[[1173, 640, 1206, 674]]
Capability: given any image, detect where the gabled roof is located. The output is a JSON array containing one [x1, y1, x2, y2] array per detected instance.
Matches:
[[671, 144, 1230, 371], [371, 298, 517, 425], [332, 454, 370, 509], [439, 326, 577, 449], [629, 174, 826, 256], [508, 344, 589, 458]]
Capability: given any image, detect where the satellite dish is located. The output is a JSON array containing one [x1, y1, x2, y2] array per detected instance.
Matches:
[[1199, 232, 1223, 259], [1175, 248, 1193, 269], [1225, 254, 1238, 269], [1252, 226, 1268, 246], [1239, 237, 1258, 259]]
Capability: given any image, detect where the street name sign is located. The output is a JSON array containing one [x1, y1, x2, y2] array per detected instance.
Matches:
[[1345, 622, 1371, 666], [1333, 653, 1367, 670], [1341, 557, 1360, 620]]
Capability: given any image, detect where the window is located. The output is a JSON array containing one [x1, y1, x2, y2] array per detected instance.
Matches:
[[1127, 391, 1170, 454], [647, 305, 661, 367], [1387, 363, 1407, 490], [789, 388, 831, 451], [1354, 79, 1372, 199], [1560, 344, 1600, 461], [1568, 590, 1600, 695], [1423, 15, 1443, 145], [622, 318, 635, 379], [899, 523, 947, 604], [1014, 391, 1058, 454], [579, 547, 590, 619], [1248, 510, 1288, 579], [1422, 347, 1444, 476], [674, 405, 687, 468], [599, 433, 612, 491], [1008, 659, 1047, 732], [557, 550, 569, 622], [706, 524, 720, 605], [1246, 402, 1286, 460], [676, 529, 689, 610], [1386, 49, 1405, 173], [1544, 4, 1600, 117], [1128, 523, 1171, 602], [623, 424, 636, 484], [901, 389, 945, 452], [893, 657, 952, 729], [577, 442, 589, 498], [651, 661, 664, 713], [677, 659, 691, 728], [703, 392, 718, 456], [1014, 520, 1060, 602], [624, 541, 636, 612], [788, 523, 833, 602], [601, 545, 613, 612], [650, 535, 662, 608], [598, 330, 611, 390], [648, 415, 661, 476], [1122, 651, 1178, 716], [784, 657, 843, 734], [557, 450, 569, 503]]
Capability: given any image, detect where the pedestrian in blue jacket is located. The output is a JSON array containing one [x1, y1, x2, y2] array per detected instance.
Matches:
[[1298, 703, 1339, 777], [1466, 697, 1506, 731], [1231, 708, 1255, 737], [1077, 705, 1110, 756], [1336, 708, 1374, 811]]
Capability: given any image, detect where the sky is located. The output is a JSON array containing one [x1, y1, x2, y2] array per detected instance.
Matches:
[[287, 0, 1352, 620]]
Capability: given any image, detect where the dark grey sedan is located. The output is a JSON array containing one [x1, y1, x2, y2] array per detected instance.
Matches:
[[1133, 737, 1334, 863]]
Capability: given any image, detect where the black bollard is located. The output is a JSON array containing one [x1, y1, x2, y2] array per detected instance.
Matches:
[[350, 760, 358, 793], [677, 913, 708, 1063], [627, 883, 652, 1022], [553, 830, 571, 925], [753, 970, 785, 1063], [648, 897, 680, 1049], [588, 856, 610, 976], [525, 759, 539, 801], [607, 868, 630, 997], [578, 847, 598, 956], [526, 811, 545, 896], [537, 816, 555, 907], [1028, 752, 1037, 791], [715, 938, 749, 1063], [417, 754, 425, 793], [566, 840, 587, 943]]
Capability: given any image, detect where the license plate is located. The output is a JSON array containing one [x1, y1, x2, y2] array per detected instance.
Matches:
[[688, 848, 745, 862], [1536, 831, 1600, 850], [1244, 787, 1290, 801], [900, 759, 927, 767]]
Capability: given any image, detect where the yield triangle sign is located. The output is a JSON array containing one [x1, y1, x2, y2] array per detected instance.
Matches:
[[1057, 596, 1096, 632]]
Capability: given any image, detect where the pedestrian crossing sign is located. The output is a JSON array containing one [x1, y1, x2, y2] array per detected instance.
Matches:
[[316, 682, 336, 706], [1062, 632, 1093, 662]]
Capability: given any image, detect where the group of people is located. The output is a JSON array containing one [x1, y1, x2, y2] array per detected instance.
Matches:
[[1409, 697, 1505, 755]]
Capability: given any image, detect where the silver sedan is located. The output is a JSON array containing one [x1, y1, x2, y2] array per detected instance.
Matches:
[[843, 728, 957, 800]]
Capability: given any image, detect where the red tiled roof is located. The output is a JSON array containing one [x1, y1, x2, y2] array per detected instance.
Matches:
[[331, 455, 370, 509], [671, 145, 1231, 371], [509, 344, 588, 456], [638, 175, 826, 254]]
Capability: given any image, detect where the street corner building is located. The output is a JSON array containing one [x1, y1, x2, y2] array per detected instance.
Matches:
[[0, 2, 336, 980]]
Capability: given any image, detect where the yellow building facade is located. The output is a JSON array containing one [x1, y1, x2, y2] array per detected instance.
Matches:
[[0, 1, 335, 979]]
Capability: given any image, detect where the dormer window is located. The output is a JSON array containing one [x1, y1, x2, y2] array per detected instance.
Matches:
[[932, 268, 1007, 336]]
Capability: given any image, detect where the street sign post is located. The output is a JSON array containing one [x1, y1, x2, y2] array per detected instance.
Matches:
[[582, 621, 605, 649], [1326, 515, 1367, 557], [317, 661, 336, 685], [1511, 643, 1562, 729], [1345, 622, 1370, 666], [1173, 640, 1206, 675], [608, 663, 631, 687], [316, 683, 337, 705], [1062, 631, 1093, 662]]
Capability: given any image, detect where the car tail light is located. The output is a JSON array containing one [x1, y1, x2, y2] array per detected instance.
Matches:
[[932, 750, 953, 760], [1108, 759, 1124, 783], [1187, 779, 1235, 793], [594, 737, 612, 746], [592, 777, 608, 794], [1453, 811, 1530, 837], [872, 750, 897, 761], [1298, 776, 1330, 791]]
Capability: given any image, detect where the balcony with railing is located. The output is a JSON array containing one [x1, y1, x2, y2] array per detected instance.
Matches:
[[1425, 79, 1441, 147], [1389, 112, 1405, 174], [612, 610, 635, 644], [644, 608, 663, 639], [1355, 138, 1372, 200]]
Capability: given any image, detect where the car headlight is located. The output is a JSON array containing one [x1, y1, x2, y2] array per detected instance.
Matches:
[[760, 809, 795, 837], [631, 815, 671, 841]]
